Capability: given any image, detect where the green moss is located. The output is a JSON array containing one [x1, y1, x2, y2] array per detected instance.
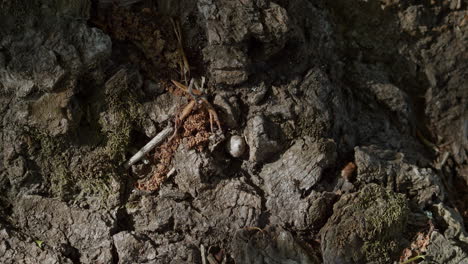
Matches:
[[362, 239, 399, 263], [50, 161, 71, 198], [356, 184, 408, 237], [295, 113, 330, 139], [332, 184, 409, 263], [277, 118, 297, 142], [29, 131, 74, 199], [31, 130, 117, 201], [25, 74, 143, 203], [81, 171, 114, 197], [103, 112, 133, 161], [100, 78, 142, 162], [355, 184, 409, 262]]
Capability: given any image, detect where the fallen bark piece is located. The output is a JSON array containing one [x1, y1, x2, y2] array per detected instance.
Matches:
[[124, 126, 174, 168]]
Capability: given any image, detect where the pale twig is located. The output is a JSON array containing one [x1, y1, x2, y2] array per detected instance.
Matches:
[[401, 255, 425, 264], [124, 126, 174, 168], [166, 167, 176, 178], [416, 130, 439, 152], [436, 152, 450, 170], [207, 254, 218, 264], [170, 18, 190, 83], [129, 148, 150, 164], [201, 244, 207, 264]]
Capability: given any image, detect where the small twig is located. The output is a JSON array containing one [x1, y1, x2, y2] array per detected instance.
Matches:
[[201, 244, 207, 264], [436, 152, 450, 170], [129, 147, 150, 164], [124, 126, 174, 168], [243, 226, 264, 233], [172, 79, 203, 97], [416, 130, 439, 152], [169, 99, 196, 141], [170, 18, 190, 83], [187, 79, 199, 101], [207, 254, 218, 264], [438, 140, 454, 148], [166, 167, 176, 178], [401, 255, 425, 264]]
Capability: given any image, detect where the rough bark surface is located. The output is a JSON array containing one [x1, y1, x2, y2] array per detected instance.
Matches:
[[0, 0, 467, 263]]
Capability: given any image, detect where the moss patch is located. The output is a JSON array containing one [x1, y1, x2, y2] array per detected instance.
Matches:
[[100, 69, 142, 162], [323, 183, 409, 263], [353, 184, 409, 262], [25, 69, 143, 204]]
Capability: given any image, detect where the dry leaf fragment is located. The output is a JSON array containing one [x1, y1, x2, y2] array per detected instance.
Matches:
[[341, 162, 357, 182]]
